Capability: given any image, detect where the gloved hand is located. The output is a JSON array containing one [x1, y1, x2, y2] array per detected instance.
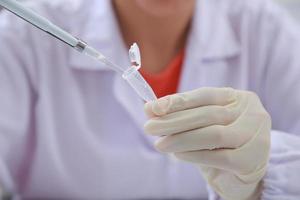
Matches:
[[144, 87, 271, 200]]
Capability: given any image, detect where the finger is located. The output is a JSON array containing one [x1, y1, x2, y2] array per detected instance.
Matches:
[[144, 100, 157, 118], [145, 87, 237, 116], [144, 105, 238, 136], [174, 129, 269, 175], [155, 125, 247, 153], [174, 149, 239, 173]]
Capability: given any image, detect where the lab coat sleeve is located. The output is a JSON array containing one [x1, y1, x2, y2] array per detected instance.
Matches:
[[0, 12, 37, 194], [207, 0, 300, 199]]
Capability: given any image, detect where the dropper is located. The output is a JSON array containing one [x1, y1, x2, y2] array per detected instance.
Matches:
[[0, 0, 124, 74], [0, 0, 157, 102]]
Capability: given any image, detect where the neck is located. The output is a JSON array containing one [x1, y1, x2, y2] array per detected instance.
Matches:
[[113, 0, 195, 73]]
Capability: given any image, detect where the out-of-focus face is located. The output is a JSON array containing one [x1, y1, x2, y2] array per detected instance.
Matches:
[[134, 0, 195, 18]]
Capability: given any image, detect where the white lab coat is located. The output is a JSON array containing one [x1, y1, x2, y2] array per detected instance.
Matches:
[[0, 0, 300, 199]]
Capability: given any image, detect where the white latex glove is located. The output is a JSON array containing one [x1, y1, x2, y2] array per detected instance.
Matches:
[[144, 87, 271, 200]]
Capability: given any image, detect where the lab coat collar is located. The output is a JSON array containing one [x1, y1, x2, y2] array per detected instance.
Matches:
[[192, 0, 241, 60], [68, 0, 241, 70]]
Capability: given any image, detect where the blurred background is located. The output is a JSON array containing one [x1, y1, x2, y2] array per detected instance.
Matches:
[[274, 0, 300, 21], [1, 0, 300, 23]]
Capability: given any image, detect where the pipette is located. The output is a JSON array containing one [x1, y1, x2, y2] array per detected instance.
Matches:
[[0, 0, 157, 102]]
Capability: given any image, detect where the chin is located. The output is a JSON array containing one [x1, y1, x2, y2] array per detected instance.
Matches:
[[135, 0, 194, 18]]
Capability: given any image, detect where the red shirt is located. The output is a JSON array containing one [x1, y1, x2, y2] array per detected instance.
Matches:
[[140, 51, 184, 98]]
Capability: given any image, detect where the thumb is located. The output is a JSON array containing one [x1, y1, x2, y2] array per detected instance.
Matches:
[[144, 96, 171, 117]]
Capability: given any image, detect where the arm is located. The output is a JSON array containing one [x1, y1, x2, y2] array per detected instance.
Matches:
[[143, 0, 300, 199], [206, 0, 300, 198]]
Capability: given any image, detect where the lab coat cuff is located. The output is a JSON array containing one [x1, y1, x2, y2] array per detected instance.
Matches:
[[260, 130, 300, 199]]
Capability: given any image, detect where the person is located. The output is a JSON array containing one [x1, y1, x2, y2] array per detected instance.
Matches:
[[0, 0, 300, 199]]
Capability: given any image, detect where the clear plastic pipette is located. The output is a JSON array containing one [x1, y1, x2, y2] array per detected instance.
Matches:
[[0, 0, 124, 74], [0, 0, 157, 102], [81, 45, 124, 74]]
